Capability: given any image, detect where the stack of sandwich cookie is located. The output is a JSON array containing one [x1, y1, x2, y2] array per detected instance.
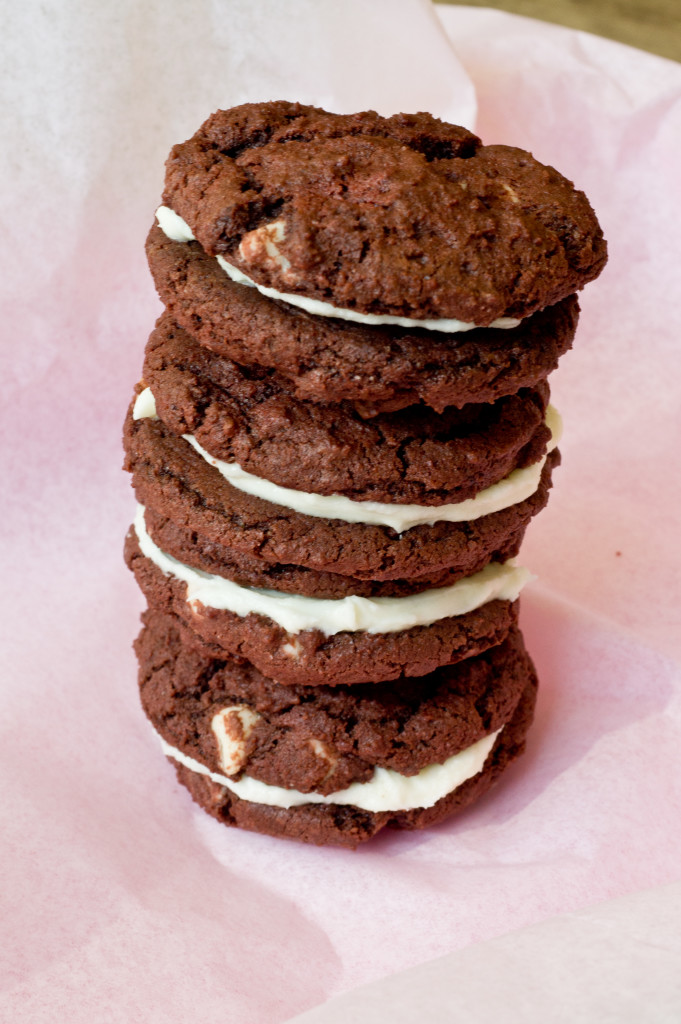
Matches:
[[124, 102, 606, 847]]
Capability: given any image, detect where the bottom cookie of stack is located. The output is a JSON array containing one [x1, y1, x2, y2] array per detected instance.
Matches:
[[136, 610, 538, 848]]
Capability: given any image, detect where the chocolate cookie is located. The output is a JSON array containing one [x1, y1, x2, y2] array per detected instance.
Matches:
[[121, 97, 608, 847], [125, 526, 521, 687], [140, 504, 526, 599], [138, 608, 531, 786], [124, 409, 560, 583], [147, 224, 579, 414], [162, 101, 606, 323], [135, 610, 537, 846], [143, 312, 551, 503]]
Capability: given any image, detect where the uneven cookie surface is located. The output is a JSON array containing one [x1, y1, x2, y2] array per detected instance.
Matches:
[[143, 313, 551, 503], [125, 527, 521, 687], [139, 503, 527, 599], [147, 224, 579, 414], [137, 610, 533, 793], [124, 410, 559, 583], [162, 101, 606, 323], [148, 626, 536, 851]]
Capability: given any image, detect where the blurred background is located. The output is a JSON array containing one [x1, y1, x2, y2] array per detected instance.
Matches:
[[440, 0, 681, 62]]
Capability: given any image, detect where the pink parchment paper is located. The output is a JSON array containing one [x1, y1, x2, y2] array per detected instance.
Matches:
[[2, 3, 680, 1021]]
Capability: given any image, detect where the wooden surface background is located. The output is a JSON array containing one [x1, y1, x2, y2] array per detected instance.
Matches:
[[440, 0, 681, 63]]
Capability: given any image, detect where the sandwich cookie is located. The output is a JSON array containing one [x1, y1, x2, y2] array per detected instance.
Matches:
[[147, 223, 579, 415], [142, 314, 552, 504], [161, 102, 606, 324], [136, 609, 538, 847], [125, 506, 528, 687], [124, 406, 560, 583], [138, 502, 529, 599]]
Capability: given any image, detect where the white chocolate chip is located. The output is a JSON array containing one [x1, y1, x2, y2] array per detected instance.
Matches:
[[308, 738, 338, 782], [211, 705, 261, 776], [132, 386, 158, 421], [502, 183, 520, 203], [155, 205, 196, 242], [239, 220, 293, 276], [281, 637, 302, 660], [308, 738, 336, 765]]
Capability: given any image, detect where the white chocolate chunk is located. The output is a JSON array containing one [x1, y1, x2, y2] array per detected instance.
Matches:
[[211, 705, 261, 777], [132, 387, 158, 420], [281, 638, 303, 659], [239, 219, 293, 276], [308, 738, 338, 783], [308, 738, 337, 767], [156, 205, 196, 243], [156, 206, 521, 333], [502, 183, 520, 203]]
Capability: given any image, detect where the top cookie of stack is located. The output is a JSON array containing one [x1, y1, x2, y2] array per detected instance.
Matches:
[[123, 102, 605, 846], [147, 101, 604, 413]]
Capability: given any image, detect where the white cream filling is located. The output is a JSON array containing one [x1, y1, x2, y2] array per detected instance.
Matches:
[[133, 387, 561, 530], [155, 205, 521, 333], [158, 727, 502, 812], [134, 505, 531, 636]]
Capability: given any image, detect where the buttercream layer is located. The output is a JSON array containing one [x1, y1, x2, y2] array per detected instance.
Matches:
[[133, 386, 560, 530], [124, 407, 560, 583], [136, 610, 535, 816], [146, 224, 579, 416], [125, 528, 520, 687], [140, 312, 552, 506], [133, 504, 530, 636], [160, 729, 500, 811]]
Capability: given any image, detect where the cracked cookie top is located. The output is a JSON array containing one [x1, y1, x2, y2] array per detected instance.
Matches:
[[162, 101, 607, 325]]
